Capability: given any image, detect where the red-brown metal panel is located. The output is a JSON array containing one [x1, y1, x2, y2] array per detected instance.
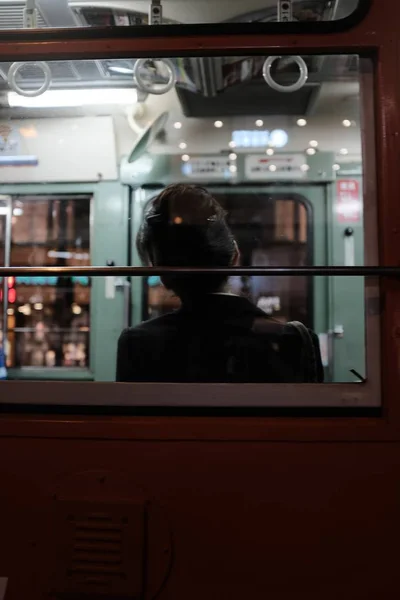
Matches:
[[1, 1, 400, 598], [0, 439, 399, 599]]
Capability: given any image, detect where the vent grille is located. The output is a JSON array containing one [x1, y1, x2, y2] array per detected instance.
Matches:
[[0, 2, 47, 29], [70, 513, 124, 583], [51, 500, 145, 599]]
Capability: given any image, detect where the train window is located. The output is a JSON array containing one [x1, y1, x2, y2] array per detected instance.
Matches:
[[0, 1, 369, 32], [1, 195, 91, 374], [0, 52, 379, 408]]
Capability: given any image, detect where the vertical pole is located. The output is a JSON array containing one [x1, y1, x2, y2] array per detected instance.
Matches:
[[2, 196, 12, 361]]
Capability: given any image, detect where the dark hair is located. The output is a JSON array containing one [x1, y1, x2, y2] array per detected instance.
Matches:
[[137, 184, 236, 299]]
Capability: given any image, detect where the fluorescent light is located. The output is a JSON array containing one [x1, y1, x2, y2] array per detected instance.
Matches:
[[174, 121, 182, 129], [108, 66, 134, 75], [229, 165, 237, 173], [306, 148, 316, 155], [8, 88, 137, 108], [255, 119, 264, 127], [339, 148, 349, 155], [181, 154, 190, 162], [266, 148, 274, 156], [342, 119, 352, 127], [297, 118, 307, 127], [269, 129, 289, 148], [229, 153, 237, 161], [214, 120, 224, 128], [309, 140, 318, 148], [179, 142, 187, 150], [269, 164, 277, 172]]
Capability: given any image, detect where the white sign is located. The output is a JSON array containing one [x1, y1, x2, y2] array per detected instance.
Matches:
[[182, 156, 235, 180], [245, 154, 306, 180], [232, 129, 288, 149]]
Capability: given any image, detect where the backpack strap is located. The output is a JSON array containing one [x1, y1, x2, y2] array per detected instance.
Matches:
[[287, 321, 318, 382]]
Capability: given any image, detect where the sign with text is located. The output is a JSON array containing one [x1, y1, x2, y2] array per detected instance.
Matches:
[[245, 154, 306, 180], [336, 179, 361, 223], [181, 156, 234, 180]]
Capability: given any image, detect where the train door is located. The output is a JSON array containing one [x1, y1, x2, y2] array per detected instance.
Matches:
[[131, 183, 332, 374]]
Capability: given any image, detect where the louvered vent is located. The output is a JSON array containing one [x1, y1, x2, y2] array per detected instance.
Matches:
[[0, 2, 47, 29], [51, 501, 145, 599], [69, 513, 125, 585]]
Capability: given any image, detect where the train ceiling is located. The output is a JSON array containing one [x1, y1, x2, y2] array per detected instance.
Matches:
[[0, 1, 361, 119]]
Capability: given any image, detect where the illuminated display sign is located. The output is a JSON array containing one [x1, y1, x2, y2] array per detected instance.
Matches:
[[0, 277, 16, 303], [231, 129, 289, 149], [0, 276, 89, 286]]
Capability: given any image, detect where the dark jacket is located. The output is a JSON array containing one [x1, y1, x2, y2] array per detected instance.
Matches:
[[116, 294, 324, 383]]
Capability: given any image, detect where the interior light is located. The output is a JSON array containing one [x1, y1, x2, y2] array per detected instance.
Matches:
[[229, 153, 237, 161], [174, 121, 182, 129], [309, 140, 318, 148], [269, 164, 277, 172], [255, 119, 264, 127], [179, 142, 187, 150], [342, 119, 352, 127], [306, 148, 316, 155], [18, 304, 31, 316], [72, 304, 82, 315], [108, 65, 134, 75], [296, 118, 307, 127], [300, 164, 310, 172], [229, 165, 237, 173], [12, 207, 23, 217], [7, 308, 14, 316], [229, 141, 237, 148], [214, 120, 224, 128], [8, 88, 138, 108], [34, 303, 43, 311], [339, 148, 349, 155], [333, 164, 341, 171], [181, 154, 190, 162], [269, 129, 289, 148], [266, 148, 274, 156]]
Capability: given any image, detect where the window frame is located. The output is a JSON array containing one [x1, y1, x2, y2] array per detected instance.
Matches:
[[0, 49, 382, 411], [1, 0, 400, 442]]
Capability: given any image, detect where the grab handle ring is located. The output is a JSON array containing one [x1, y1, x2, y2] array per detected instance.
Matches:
[[133, 58, 176, 95], [8, 61, 51, 97], [263, 55, 308, 93]]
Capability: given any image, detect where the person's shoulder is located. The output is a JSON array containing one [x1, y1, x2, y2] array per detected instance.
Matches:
[[119, 312, 180, 340]]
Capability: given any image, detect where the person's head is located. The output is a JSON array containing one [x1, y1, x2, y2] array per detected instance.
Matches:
[[137, 184, 239, 299]]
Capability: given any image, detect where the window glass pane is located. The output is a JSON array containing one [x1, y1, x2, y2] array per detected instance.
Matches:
[[0, 0, 366, 30], [0, 52, 379, 405], [6, 196, 91, 370]]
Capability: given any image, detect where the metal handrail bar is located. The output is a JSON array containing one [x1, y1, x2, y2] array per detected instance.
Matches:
[[0, 266, 398, 277]]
